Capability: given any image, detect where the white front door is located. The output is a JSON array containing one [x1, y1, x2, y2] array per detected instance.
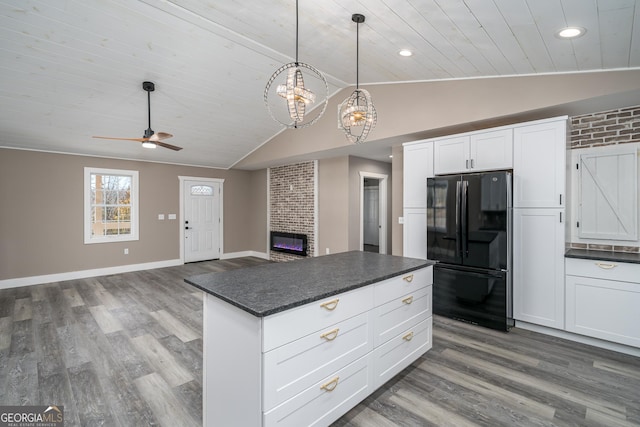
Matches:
[[183, 180, 221, 262]]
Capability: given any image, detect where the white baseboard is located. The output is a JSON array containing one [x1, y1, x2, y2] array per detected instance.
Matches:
[[0, 259, 183, 290], [0, 252, 270, 290], [221, 251, 270, 260], [516, 321, 640, 358]]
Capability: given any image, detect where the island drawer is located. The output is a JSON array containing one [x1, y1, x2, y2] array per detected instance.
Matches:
[[565, 258, 640, 283], [372, 316, 432, 389], [263, 311, 373, 411], [374, 266, 432, 305], [263, 285, 374, 352], [373, 285, 432, 347], [263, 354, 372, 427]]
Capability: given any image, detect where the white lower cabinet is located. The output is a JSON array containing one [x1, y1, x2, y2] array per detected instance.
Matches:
[[263, 311, 373, 410], [403, 208, 427, 259], [513, 208, 565, 329], [565, 258, 640, 348], [204, 266, 433, 427], [373, 317, 432, 389], [263, 355, 372, 427]]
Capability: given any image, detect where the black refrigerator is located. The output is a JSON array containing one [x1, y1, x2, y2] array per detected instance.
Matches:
[[427, 171, 513, 331]]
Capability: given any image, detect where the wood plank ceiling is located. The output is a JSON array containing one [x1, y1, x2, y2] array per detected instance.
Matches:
[[0, 0, 638, 168]]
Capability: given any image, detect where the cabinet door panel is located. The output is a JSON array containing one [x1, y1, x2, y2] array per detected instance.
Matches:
[[434, 136, 470, 175], [470, 129, 513, 171], [403, 142, 434, 208], [403, 208, 427, 260], [513, 120, 566, 208], [566, 275, 640, 348], [513, 208, 565, 329]]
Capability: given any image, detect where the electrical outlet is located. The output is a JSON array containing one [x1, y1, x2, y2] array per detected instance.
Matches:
[[398, 216, 404, 224], [158, 214, 165, 220], [326, 248, 330, 255], [124, 248, 129, 255]]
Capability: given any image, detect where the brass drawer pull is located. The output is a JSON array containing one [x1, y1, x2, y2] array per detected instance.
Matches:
[[320, 376, 339, 392], [320, 328, 339, 341], [320, 299, 339, 311], [403, 274, 414, 283], [402, 296, 414, 305], [402, 331, 414, 341], [595, 262, 617, 270]]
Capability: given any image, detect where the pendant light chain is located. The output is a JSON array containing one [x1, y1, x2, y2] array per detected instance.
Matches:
[[295, 0, 299, 65], [356, 20, 359, 90]]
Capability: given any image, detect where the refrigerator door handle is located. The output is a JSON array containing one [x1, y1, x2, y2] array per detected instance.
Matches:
[[461, 180, 469, 258], [456, 180, 462, 258]]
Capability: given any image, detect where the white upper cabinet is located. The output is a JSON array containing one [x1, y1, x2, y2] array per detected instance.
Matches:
[[513, 119, 567, 208], [433, 135, 469, 175], [470, 129, 513, 171], [434, 129, 513, 175], [403, 141, 434, 209], [577, 145, 638, 241]]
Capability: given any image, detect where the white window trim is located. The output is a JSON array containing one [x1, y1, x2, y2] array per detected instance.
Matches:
[[84, 167, 139, 244]]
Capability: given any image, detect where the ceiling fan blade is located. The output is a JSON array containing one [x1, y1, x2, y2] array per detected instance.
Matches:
[[155, 141, 183, 151], [152, 132, 173, 141], [93, 136, 148, 142]]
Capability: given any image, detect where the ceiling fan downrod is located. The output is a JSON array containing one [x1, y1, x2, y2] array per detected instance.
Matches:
[[143, 81, 155, 138]]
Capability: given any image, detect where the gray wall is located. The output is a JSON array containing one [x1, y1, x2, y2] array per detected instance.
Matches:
[[0, 149, 267, 280]]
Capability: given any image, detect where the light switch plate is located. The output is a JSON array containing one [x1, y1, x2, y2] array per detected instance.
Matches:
[[398, 216, 404, 224]]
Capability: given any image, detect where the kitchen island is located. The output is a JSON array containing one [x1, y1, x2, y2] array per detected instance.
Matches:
[[185, 251, 435, 427]]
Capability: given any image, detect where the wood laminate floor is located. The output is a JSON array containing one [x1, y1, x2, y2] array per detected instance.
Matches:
[[1, 258, 639, 426]]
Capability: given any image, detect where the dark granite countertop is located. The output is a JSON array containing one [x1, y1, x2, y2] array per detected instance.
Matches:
[[185, 251, 435, 317], [565, 249, 640, 264]]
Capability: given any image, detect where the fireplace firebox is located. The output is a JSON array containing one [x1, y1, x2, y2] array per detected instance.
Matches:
[[270, 231, 308, 257]]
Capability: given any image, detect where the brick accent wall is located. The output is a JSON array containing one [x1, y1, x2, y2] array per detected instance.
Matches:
[[269, 162, 316, 262], [570, 105, 640, 149]]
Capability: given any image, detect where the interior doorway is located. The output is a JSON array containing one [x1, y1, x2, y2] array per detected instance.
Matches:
[[359, 172, 387, 254]]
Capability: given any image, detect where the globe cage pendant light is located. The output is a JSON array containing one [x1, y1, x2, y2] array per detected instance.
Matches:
[[338, 13, 377, 144], [264, 0, 329, 129]]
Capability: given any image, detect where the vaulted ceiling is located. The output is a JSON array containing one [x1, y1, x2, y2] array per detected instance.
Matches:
[[1, 0, 639, 169]]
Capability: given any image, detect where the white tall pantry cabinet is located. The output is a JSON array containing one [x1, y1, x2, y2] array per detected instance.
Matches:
[[403, 117, 568, 330], [512, 118, 568, 329], [402, 141, 434, 259]]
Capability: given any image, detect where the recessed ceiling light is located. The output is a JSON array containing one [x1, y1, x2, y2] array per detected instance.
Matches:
[[555, 27, 586, 39], [398, 49, 413, 57]]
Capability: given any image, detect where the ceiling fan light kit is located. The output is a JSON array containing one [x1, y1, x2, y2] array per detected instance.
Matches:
[[92, 81, 183, 151], [338, 13, 377, 144], [264, 0, 328, 129]]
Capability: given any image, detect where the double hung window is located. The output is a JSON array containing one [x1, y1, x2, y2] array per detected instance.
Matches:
[[84, 167, 139, 244]]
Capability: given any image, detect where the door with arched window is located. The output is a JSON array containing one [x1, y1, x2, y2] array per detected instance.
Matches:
[[183, 179, 221, 262]]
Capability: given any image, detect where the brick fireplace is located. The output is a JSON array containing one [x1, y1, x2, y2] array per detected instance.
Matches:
[[269, 161, 316, 262]]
